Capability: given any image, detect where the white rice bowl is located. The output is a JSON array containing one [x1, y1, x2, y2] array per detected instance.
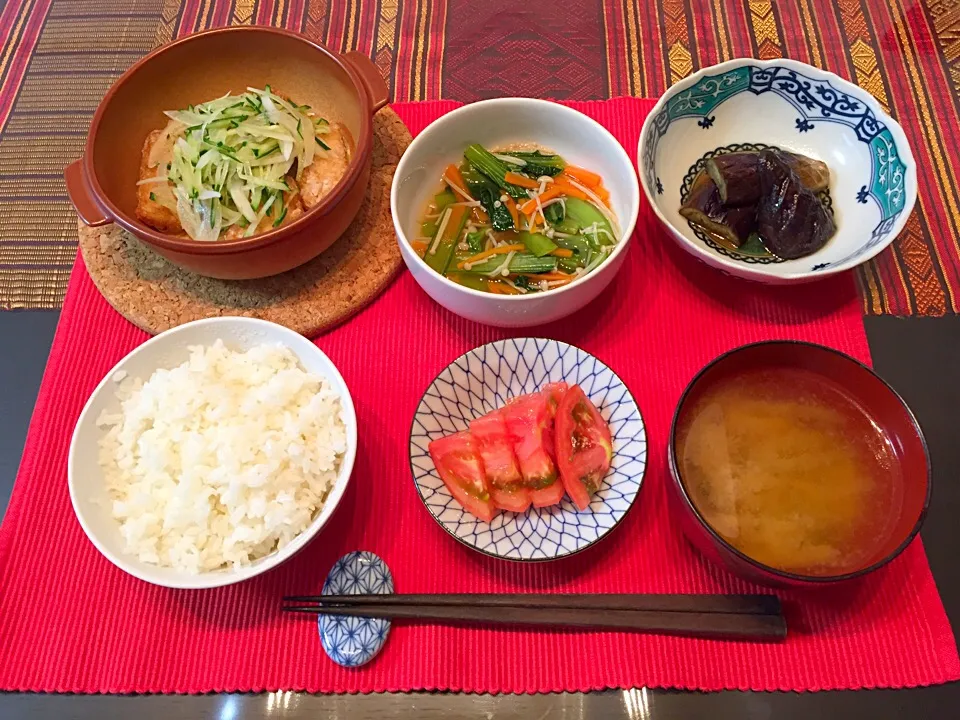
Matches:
[[69, 317, 357, 590]]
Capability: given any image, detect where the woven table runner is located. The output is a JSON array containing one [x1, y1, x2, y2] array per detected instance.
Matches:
[[2, 1, 960, 313], [0, 99, 957, 695]]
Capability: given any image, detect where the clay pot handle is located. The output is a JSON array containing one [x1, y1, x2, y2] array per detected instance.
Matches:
[[65, 160, 109, 227], [343, 51, 390, 112]]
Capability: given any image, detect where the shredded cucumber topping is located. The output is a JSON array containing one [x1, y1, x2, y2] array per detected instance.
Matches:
[[157, 87, 329, 241]]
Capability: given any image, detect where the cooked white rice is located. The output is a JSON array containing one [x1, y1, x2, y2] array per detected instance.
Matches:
[[96, 339, 347, 573]]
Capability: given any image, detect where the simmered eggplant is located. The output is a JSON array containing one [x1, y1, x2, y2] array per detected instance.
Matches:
[[785, 151, 830, 193], [706, 153, 761, 206], [679, 172, 756, 248], [755, 150, 835, 259], [706, 150, 830, 206], [680, 146, 835, 260]]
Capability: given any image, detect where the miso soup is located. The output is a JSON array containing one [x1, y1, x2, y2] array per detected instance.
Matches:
[[675, 367, 902, 576]]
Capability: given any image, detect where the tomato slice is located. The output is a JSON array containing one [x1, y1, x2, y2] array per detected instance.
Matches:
[[555, 385, 613, 511], [530, 382, 569, 507], [530, 478, 565, 507], [490, 486, 533, 513], [542, 381, 569, 413], [470, 412, 531, 513], [428, 431, 497, 522], [541, 381, 569, 464], [501, 393, 559, 492]]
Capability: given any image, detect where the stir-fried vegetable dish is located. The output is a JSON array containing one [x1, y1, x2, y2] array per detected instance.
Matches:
[[136, 86, 352, 241], [412, 144, 620, 294]]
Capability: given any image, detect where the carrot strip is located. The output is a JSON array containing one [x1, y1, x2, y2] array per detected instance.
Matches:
[[456, 243, 526, 269], [488, 280, 521, 294], [411, 240, 429, 253], [554, 183, 591, 204], [443, 165, 474, 202], [471, 206, 490, 224], [519, 182, 591, 215], [590, 182, 611, 207], [520, 187, 562, 215], [444, 163, 467, 192], [504, 196, 520, 228], [552, 179, 591, 200], [504, 171, 539, 189], [561, 165, 602, 187], [550, 248, 574, 258]]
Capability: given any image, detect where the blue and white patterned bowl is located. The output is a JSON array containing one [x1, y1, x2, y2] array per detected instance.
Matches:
[[409, 338, 647, 561], [639, 58, 917, 283], [318, 551, 394, 668]]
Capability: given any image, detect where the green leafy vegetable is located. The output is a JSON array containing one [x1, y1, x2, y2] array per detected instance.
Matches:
[[463, 144, 528, 199], [466, 230, 486, 253], [553, 217, 581, 235], [553, 235, 593, 266], [461, 165, 514, 231], [504, 150, 566, 178], [564, 197, 616, 247], [425, 206, 470, 275], [513, 275, 534, 291], [434, 189, 457, 213], [421, 219, 439, 238], [519, 231, 558, 257], [459, 253, 557, 275], [544, 202, 565, 224]]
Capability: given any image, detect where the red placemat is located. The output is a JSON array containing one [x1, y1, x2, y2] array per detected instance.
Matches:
[[1, 99, 957, 694]]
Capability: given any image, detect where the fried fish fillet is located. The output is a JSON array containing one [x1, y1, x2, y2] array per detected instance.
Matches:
[[299, 122, 354, 208], [136, 122, 183, 234], [136, 116, 349, 238]]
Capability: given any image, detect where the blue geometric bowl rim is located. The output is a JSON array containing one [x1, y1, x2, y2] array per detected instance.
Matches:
[[408, 336, 647, 563], [636, 57, 918, 281]]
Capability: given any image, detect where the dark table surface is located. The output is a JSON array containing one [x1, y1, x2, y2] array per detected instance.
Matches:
[[1, 312, 957, 719]]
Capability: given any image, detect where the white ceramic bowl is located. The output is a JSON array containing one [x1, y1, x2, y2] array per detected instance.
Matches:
[[391, 98, 641, 327], [638, 58, 917, 283], [68, 317, 358, 590]]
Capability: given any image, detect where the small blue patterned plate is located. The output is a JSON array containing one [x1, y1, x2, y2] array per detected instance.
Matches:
[[318, 551, 394, 668], [409, 338, 647, 561]]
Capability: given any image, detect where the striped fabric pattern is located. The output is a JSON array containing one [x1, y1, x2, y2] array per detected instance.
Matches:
[[0, 0, 162, 308], [0, 0, 958, 315]]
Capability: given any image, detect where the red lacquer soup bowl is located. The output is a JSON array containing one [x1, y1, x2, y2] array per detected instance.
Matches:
[[666, 341, 931, 588]]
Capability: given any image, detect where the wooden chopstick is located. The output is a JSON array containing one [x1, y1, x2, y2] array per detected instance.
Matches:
[[283, 593, 782, 616], [283, 603, 786, 641]]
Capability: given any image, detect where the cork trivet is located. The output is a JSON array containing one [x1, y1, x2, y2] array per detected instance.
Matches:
[[78, 107, 411, 337]]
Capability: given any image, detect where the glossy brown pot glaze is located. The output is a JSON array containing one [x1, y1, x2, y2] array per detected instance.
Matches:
[[667, 341, 931, 588], [65, 27, 389, 279]]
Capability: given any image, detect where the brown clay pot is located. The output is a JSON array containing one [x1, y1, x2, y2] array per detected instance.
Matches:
[[65, 26, 389, 280]]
